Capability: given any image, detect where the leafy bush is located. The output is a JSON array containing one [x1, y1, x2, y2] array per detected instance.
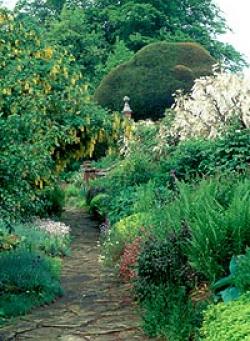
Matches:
[[89, 193, 110, 219], [141, 285, 199, 340], [95, 42, 215, 120], [41, 186, 65, 216], [102, 213, 148, 264], [201, 293, 250, 340], [159, 139, 212, 185], [234, 249, 250, 293], [206, 127, 250, 174], [135, 225, 195, 301], [0, 249, 63, 318]]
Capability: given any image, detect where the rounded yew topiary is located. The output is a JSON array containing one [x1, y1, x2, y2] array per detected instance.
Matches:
[[94, 42, 216, 120]]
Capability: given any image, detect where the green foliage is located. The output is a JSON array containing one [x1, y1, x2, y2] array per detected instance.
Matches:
[[212, 256, 241, 303], [93, 151, 154, 197], [212, 249, 250, 303], [15, 0, 65, 23], [0, 249, 62, 319], [167, 178, 250, 281], [234, 249, 250, 294], [102, 212, 149, 264], [159, 127, 250, 183], [135, 225, 195, 301], [96, 0, 245, 70], [160, 139, 212, 185], [201, 293, 250, 340], [95, 42, 215, 120], [47, 6, 107, 83], [96, 38, 134, 85], [41, 186, 65, 216], [206, 127, 250, 174], [0, 10, 120, 220], [14, 0, 246, 71], [86, 119, 250, 339], [89, 193, 109, 219], [141, 285, 199, 340]]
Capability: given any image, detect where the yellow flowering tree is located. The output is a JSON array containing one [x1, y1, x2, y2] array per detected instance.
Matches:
[[0, 10, 122, 220]]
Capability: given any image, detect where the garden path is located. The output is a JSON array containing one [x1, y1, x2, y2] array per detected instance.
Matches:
[[0, 210, 148, 341]]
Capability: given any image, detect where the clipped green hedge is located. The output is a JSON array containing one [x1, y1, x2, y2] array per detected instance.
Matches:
[[94, 42, 215, 120], [201, 293, 250, 340]]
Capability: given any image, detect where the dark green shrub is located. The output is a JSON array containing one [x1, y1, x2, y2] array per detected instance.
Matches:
[[159, 139, 212, 186], [0, 249, 63, 318], [106, 152, 154, 190], [94, 42, 215, 120], [201, 293, 250, 340], [204, 127, 250, 174], [135, 225, 196, 301], [86, 186, 105, 206], [89, 193, 110, 220], [41, 186, 65, 217]]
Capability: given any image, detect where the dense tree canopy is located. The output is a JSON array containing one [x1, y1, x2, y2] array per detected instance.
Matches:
[[14, 0, 246, 73], [46, 6, 107, 83]]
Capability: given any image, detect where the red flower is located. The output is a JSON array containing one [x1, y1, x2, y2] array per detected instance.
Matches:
[[119, 237, 142, 282]]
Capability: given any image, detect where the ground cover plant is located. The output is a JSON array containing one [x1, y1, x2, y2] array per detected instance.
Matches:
[[0, 249, 63, 320], [0, 218, 70, 323], [201, 292, 250, 340]]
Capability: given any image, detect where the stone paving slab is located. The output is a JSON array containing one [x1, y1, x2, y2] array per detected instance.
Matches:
[[0, 210, 149, 341]]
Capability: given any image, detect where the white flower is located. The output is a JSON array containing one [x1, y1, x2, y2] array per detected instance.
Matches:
[[171, 71, 250, 139]]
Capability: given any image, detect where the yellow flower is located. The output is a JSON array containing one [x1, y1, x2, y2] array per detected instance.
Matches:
[[43, 47, 53, 60]]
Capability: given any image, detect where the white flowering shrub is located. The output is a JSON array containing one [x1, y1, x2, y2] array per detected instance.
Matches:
[[171, 71, 250, 140]]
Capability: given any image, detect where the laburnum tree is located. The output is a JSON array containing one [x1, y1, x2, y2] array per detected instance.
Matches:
[[0, 9, 121, 220]]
